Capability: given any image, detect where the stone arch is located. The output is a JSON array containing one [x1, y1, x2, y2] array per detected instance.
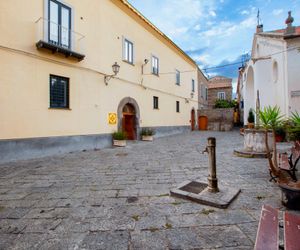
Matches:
[[245, 66, 255, 123], [117, 97, 140, 139]]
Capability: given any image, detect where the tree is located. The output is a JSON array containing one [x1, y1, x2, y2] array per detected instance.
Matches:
[[258, 106, 284, 179]]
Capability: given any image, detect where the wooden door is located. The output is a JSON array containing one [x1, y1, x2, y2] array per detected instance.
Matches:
[[123, 114, 135, 140], [191, 110, 195, 131], [198, 116, 208, 130]]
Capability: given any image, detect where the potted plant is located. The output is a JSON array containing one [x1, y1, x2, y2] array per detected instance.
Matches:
[[275, 126, 286, 142], [288, 111, 300, 144], [247, 108, 255, 128], [112, 131, 127, 147], [140, 128, 155, 141]]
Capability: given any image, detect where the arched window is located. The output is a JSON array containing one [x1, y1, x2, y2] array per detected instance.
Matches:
[[273, 61, 278, 83]]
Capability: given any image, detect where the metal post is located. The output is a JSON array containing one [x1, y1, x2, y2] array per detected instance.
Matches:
[[207, 137, 219, 193]]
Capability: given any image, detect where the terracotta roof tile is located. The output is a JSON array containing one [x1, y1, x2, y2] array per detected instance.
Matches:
[[270, 26, 300, 35], [208, 83, 232, 89]]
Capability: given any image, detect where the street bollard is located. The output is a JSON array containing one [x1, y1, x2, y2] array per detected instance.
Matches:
[[205, 137, 219, 193]]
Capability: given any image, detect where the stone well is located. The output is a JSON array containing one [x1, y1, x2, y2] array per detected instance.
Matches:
[[234, 129, 274, 158], [244, 129, 274, 152]]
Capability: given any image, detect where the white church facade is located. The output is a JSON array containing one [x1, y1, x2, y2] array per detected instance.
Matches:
[[241, 11, 300, 123]]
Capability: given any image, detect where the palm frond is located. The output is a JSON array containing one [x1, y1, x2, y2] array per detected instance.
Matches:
[[258, 106, 283, 129]]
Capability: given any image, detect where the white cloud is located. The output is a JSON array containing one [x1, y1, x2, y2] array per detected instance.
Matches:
[[193, 54, 212, 65], [241, 10, 250, 15], [209, 10, 217, 17], [272, 9, 283, 16], [194, 24, 201, 31]]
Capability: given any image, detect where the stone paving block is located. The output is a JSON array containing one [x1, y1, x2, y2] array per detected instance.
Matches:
[[165, 227, 204, 249], [0, 219, 27, 234], [0, 193, 28, 201], [9, 232, 47, 249], [23, 207, 70, 219], [0, 131, 291, 249], [195, 225, 253, 248], [134, 213, 167, 231], [0, 188, 9, 195], [167, 213, 213, 228], [79, 231, 129, 250], [131, 230, 168, 250], [54, 218, 92, 233], [88, 216, 136, 231], [38, 232, 88, 250], [0, 207, 30, 219], [21, 218, 62, 233], [100, 197, 127, 207], [237, 221, 259, 244], [207, 209, 256, 225], [0, 234, 18, 249]]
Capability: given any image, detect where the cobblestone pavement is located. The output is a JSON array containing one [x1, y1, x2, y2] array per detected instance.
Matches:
[[0, 131, 284, 249]]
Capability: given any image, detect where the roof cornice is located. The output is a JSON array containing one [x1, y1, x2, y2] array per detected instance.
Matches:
[[112, 0, 198, 68]]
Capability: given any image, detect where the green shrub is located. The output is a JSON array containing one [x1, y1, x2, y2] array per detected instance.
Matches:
[[140, 128, 155, 136], [288, 111, 300, 142], [214, 99, 236, 109], [112, 131, 127, 140]]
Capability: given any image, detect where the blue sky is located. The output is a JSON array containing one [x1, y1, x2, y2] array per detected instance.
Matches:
[[128, 0, 300, 91]]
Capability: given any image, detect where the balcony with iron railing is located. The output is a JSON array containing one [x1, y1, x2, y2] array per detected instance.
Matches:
[[35, 17, 85, 61]]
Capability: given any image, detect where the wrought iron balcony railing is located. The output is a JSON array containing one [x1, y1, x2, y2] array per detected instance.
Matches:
[[35, 17, 85, 61]]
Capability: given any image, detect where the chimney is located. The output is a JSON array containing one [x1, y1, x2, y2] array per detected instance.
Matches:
[[285, 11, 295, 35], [256, 24, 263, 33]]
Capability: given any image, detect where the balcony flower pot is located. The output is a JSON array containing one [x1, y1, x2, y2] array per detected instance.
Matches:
[[247, 123, 255, 129], [113, 139, 126, 147], [142, 135, 153, 141], [247, 108, 255, 129], [140, 128, 155, 142], [112, 131, 127, 147]]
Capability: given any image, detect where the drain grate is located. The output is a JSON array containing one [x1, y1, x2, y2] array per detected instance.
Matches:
[[179, 181, 207, 194]]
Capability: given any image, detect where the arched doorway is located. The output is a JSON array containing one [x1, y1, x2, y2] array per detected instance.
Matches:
[[117, 97, 140, 140], [122, 104, 136, 140], [191, 109, 195, 131], [245, 66, 255, 123]]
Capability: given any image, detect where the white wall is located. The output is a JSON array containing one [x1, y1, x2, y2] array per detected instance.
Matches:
[[287, 38, 300, 114], [243, 34, 300, 123]]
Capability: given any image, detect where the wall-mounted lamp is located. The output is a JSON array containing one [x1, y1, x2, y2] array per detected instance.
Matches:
[[185, 98, 189, 104], [104, 62, 120, 85], [141, 58, 149, 74], [190, 92, 194, 98]]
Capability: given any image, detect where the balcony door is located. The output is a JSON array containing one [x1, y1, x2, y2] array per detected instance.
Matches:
[[49, 0, 71, 49]]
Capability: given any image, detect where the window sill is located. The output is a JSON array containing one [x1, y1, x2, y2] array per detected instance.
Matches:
[[122, 60, 135, 66], [153, 108, 159, 110], [152, 73, 159, 77], [175, 83, 181, 86], [49, 107, 72, 111]]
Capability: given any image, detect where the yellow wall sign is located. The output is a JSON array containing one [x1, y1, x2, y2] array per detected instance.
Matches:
[[108, 113, 117, 125]]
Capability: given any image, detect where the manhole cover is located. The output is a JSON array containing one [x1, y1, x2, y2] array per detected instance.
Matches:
[[127, 196, 138, 203]]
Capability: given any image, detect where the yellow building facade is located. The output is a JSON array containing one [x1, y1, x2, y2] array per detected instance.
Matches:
[[0, 0, 207, 162]]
